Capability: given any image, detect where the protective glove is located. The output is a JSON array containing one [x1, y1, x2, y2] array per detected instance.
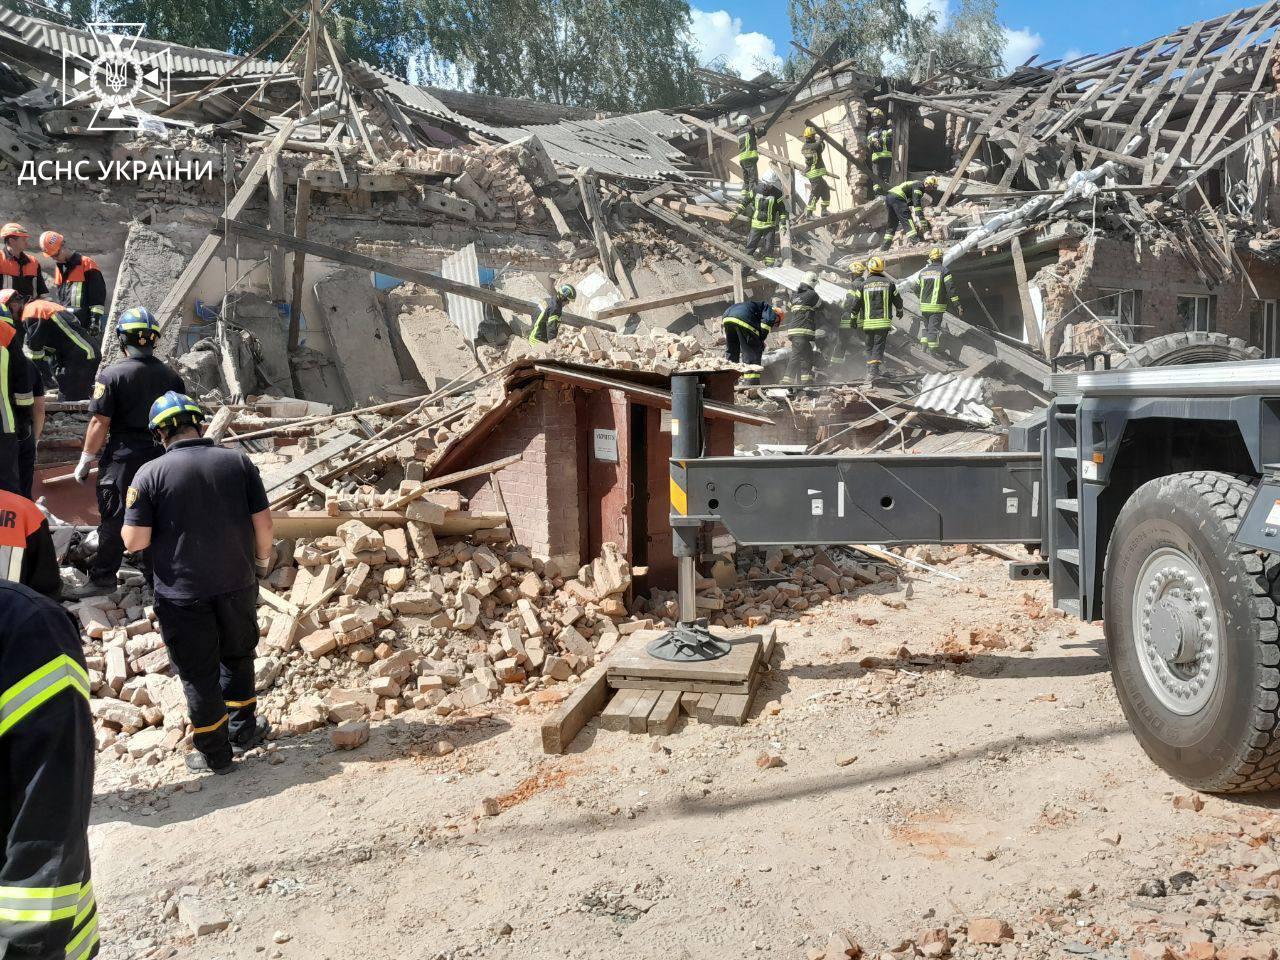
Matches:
[[255, 555, 272, 578], [73, 451, 94, 484]]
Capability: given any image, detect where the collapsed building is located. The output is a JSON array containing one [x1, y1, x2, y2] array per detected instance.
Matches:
[[3, 1, 1279, 757]]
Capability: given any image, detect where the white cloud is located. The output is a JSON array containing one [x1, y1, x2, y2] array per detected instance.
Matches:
[[1002, 26, 1044, 70], [906, 0, 951, 26], [689, 8, 784, 79], [1062, 47, 1085, 63]]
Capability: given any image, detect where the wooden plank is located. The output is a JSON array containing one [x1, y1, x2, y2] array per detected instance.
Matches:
[[759, 38, 840, 136], [599, 688, 641, 731], [641, 201, 756, 270], [541, 664, 610, 754], [592, 280, 751, 321], [694, 693, 720, 722], [628, 690, 662, 734], [1009, 236, 1041, 352], [152, 119, 297, 354], [267, 157, 287, 301], [653, 197, 736, 224], [732, 262, 745, 304], [260, 432, 361, 493], [539, 196, 573, 238], [204, 405, 235, 443], [647, 690, 682, 736], [608, 676, 754, 695], [395, 453, 525, 508], [709, 693, 752, 726], [607, 629, 761, 684], [577, 169, 619, 284], [287, 178, 313, 353], [679, 692, 702, 716], [214, 219, 613, 332]]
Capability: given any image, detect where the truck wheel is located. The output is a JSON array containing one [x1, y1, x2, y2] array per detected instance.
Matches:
[[1103, 470, 1280, 792], [1115, 331, 1261, 367]]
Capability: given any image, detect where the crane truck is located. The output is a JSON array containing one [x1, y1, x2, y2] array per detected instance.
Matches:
[[658, 362, 1280, 794]]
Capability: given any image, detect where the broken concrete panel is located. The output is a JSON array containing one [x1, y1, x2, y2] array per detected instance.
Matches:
[[223, 291, 291, 394], [447, 172, 497, 221], [104, 222, 189, 362], [388, 285, 475, 391], [314, 270, 404, 409]]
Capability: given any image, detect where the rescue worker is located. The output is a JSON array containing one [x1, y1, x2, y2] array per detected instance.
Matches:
[[916, 247, 961, 352], [22, 299, 98, 401], [0, 580, 98, 959], [722, 299, 780, 384], [528, 283, 575, 344], [0, 302, 33, 496], [0, 488, 59, 597], [866, 108, 893, 195], [0, 222, 47, 306], [123, 392, 274, 774], [783, 271, 823, 386], [746, 171, 788, 266], [860, 257, 902, 383], [730, 185, 756, 224], [800, 127, 831, 219], [880, 175, 940, 249], [737, 121, 760, 192], [15, 351, 43, 500], [73, 307, 184, 597], [830, 260, 866, 364], [39, 232, 107, 339]]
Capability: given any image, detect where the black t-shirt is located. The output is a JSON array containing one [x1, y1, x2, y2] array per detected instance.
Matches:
[[124, 438, 270, 600], [88, 354, 184, 457], [15, 356, 40, 424]]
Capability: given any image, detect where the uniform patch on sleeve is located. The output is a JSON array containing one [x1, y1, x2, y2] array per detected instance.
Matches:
[[92, 381, 105, 400], [126, 487, 138, 508]]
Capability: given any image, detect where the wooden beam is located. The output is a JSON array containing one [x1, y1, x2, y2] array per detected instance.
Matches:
[[287, 178, 312, 353], [1009, 235, 1042, 354], [653, 197, 735, 224], [593, 277, 768, 321], [267, 157, 287, 301], [153, 119, 298, 353], [213, 218, 616, 332], [639, 199, 757, 270], [759, 38, 841, 136]]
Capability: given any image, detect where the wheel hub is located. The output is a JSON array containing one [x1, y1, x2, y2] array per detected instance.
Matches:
[[1131, 547, 1219, 716]]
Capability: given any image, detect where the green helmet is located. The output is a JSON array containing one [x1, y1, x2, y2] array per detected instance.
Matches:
[[557, 283, 577, 302]]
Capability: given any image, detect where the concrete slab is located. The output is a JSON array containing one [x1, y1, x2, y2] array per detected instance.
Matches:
[[314, 269, 403, 408]]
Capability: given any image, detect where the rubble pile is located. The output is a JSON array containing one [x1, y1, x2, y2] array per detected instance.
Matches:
[[376, 142, 547, 227]]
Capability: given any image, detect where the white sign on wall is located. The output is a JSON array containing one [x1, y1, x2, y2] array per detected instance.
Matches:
[[593, 428, 619, 462]]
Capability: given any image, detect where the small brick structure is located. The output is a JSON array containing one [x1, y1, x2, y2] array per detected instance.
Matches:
[[427, 362, 760, 590]]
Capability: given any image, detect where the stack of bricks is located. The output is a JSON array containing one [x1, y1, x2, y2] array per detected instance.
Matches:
[[385, 145, 545, 227]]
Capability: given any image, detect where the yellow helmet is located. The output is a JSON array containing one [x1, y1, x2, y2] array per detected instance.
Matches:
[[803, 126, 816, 139], [924, 175, 940, 189], [850, 260, 866, 276], [868, 107, 885, 122], [867, 256, 885, 274], [928, 247, 943, 262]]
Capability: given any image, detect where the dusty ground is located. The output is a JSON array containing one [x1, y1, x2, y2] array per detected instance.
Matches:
[[89, 554, 1280, 959]]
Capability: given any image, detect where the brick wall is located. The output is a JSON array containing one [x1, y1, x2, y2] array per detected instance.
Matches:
[[1042, 237, 1280, 353]]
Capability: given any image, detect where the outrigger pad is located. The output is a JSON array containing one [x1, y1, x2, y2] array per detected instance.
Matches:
[[646, 619, 733, 662]]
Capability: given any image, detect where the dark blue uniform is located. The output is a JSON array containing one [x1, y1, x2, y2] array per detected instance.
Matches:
[[85, 354, 184, 587], [0, 582, 98, 960], [722, 301, 774, 384], [16, 356, 41, 499], [125, 438, 270, 768]]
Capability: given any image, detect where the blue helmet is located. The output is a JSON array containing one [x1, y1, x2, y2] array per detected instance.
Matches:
[[148, 391, 205, 433], [117, 306, 160, 351]]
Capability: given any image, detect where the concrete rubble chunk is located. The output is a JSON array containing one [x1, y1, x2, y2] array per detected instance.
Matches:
[[330, 720, 370, 750], [179, 897, 231, 937]]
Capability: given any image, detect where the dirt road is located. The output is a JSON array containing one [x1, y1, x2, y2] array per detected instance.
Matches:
[[88, 554, 1280, 959]]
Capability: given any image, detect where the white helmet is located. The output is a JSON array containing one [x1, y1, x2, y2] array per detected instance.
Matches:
[[761, 169, 781, 188], [803, 270, 819, 286]]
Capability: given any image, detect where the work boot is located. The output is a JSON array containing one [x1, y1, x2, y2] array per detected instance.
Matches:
[[185, 752, 234, 776], [65, 576, 117, 600], [232, 717, 271, 756]]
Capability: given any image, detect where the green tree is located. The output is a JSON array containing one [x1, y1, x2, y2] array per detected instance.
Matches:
[[899, 0, 1005, 78], [787, 0, 912, 75]]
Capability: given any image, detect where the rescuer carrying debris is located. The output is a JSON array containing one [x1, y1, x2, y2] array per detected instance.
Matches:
[[0, 581, 98, 960], [736, 121, 760, 192], [722, 298, 782, 384], [40, 231, 107, 337], [880, 175, 940, 248], [866, 108, 893, 196], [22, 299, 98, 401], [746, 170, 788, 266], [0, 301, 33, 497], [860, 256, 902, 383], [801, 127, 832, 219], [916, 247, 961, 352], [123, 392, 274, 775], [830, 260, 866, 365], [528, 283, 576, 344], [782, 271, 824, 386], [71, 307, 184, 598], [0, 486, 59, 597]]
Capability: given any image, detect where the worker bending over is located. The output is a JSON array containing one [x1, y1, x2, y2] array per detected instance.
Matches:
[[880, 176, 940, 249], [746, 171, 788, 266], [860, 257, 902, 383], [830, 260, 866, 365], [0, 487, 59, 597], [737, 122, 760, 192], [123, 392, 274, 774], [722, 299, 781, 384], [801, 127, 831, 219], [528, 283, 576, 344], [73, 308, 184, 597], [0, 302, 33, 496], [917, 247, 961, 352], [783, 271, 823, 386], [0, 581, 99, 959], [40, 232, 106, 337], [22, 299, 98, 401], [866, 108, 893, 196]]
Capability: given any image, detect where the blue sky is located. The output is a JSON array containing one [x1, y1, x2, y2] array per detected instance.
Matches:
[[688, 1, 1245, 75]]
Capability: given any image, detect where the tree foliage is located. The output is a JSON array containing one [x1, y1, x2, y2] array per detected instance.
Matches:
[[74, 0, 703, 111]]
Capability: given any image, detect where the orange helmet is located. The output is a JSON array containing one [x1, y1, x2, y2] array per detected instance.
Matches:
[[0, 223, 28, 239], [39, 231, 64, 257]]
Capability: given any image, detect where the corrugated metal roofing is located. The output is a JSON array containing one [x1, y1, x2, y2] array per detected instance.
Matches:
[[912, 372, 995, 425], [440, 243, 484, 344]]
